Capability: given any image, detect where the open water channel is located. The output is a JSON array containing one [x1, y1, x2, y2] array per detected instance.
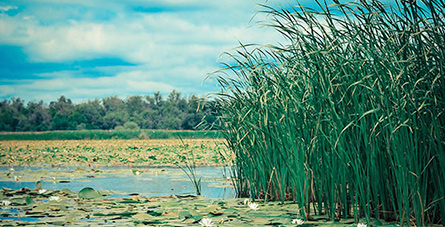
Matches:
[[0, 166, 235, 199]]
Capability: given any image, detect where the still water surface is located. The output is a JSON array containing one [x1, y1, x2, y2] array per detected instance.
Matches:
[[0, 166, 235, 199]]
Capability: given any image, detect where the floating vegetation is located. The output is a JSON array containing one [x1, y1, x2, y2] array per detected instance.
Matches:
[[78, 187, 100, 200], [0, 187, 408, 226], [0, 139, 227, 167]]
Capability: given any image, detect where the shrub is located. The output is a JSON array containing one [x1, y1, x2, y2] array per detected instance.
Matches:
[[123, 121, 140, 130]]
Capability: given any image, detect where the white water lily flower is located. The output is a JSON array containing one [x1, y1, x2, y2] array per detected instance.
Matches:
[[248, 202, 259, 210], [292, 218, 304, 225], [199, 217, 214, 226], [135, 171, 141, 175], [357, 223, 367, 227], [2, 200, 11, 206], [243, 198, 250, 205], [49, 196, 60, 202], [38, 189, 47, 194]]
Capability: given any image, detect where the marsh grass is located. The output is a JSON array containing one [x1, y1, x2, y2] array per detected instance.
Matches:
[[215, 0, 444, 225], [0, 130, 221, 140], [175, 136, 203, 195]]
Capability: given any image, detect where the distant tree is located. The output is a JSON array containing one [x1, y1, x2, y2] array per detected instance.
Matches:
[[20, 101, 51, 131], [182, 95, 205, 130], [49, 96, 74, 130], [102, 96, 124, 112], [72, 99, 104, 129], [125, 95, 147, 116], [0, 91, 220, 132], [146, 92, 164, 129], [103, 110, 129, 129], [158, 91, 185, 129], [0, 98, 26, 131], [49, 96, 73, 116]]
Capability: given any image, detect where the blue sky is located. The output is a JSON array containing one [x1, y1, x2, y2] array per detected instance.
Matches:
[[0, 0, 293, 103]]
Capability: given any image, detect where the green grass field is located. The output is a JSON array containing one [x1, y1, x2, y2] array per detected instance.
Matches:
[[0, 129, 222, 140]]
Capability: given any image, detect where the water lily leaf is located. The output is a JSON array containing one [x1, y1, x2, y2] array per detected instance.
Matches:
[[78, 187, 100, 199], [117, 212, 137, 217], [25, 196, 33, 205], [210, 211, 224, 216], [160, 201, 183, 207], [119, 200, 141, 204], [224, 207, 239, 214], [46, 220, 66, 225], [60, 188, 75, 195], [93, 212, 137, 217], [32, 204, 51, 212], [199, 204, 220, 213], [139, 220, 166, 225], [176, 194, 198, 198], [132, 213, 151, 221], [187, 208, 201, 217], [147, 210, 163, 217], [249, 217, 271, 225], [179, 210, 192, 218], [186, 209, 202, 221], [163, 211, 179, 217], [182, 217, 197, 224]]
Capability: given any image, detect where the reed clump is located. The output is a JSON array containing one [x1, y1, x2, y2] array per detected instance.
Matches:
[[215, 0, 444, 225]]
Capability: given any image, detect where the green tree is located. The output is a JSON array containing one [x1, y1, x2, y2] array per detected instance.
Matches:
[[182, 95, 204, 130], [19, 101, 51, 131], [103, 96, 124, 112], [49, 96, 74, 130], [103, 110, 129, 129], [71, 99, 104, 129], [146, 92, 164, 129], [0, 98, 26, 131], [125, 95, 149, 128], [158, 91, 185, 129]]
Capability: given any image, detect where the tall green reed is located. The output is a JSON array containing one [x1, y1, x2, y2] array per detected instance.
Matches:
[[214, 0, 444, 225], [175, 136, 202, 195]]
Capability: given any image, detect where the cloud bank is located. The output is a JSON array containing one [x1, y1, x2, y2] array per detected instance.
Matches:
[[0, 0, 287, 103]]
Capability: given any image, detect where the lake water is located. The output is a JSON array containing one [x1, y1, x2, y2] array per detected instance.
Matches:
[[0, 166, 235, 199]]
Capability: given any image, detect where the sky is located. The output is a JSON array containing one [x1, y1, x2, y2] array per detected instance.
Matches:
[[0, 0, 291, 104]]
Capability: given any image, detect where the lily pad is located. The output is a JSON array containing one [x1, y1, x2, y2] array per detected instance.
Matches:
[[78, 187, 101, 199]]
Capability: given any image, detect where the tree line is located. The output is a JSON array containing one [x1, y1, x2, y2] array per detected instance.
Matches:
[[0, 91, 219, 132]]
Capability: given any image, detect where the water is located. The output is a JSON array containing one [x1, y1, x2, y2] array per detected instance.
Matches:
[[0, 217, 41, 221], [0, 166, 235, 199]]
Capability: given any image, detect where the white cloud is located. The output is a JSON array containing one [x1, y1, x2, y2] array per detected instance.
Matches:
[[1, 0, 284, 63], [0, 0, 288, 103], [1, 74, 179, 103], [0, 85, 14, 97], [0, 6, 17, 12]]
